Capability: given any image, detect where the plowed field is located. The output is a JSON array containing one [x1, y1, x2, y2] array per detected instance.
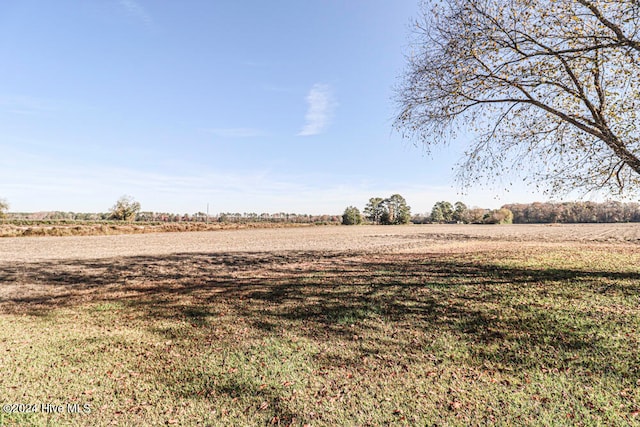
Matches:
[[1, 223, 639, 262]]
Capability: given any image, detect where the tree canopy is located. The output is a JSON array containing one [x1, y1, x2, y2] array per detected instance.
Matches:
[[395, 0, 640, 195], [430, 201, 454, 223], [382, 194, 412, 225], [109, 195, 141, 221], [364, 195, 411, 225], [363, 197, 385, 224], [342, 206, 363, 225]]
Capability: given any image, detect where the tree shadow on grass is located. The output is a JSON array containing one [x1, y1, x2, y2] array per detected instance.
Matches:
[[1, 250, 638, 378]]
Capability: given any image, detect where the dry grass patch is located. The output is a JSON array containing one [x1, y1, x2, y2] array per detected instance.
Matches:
[[0, 221, 315, 238]]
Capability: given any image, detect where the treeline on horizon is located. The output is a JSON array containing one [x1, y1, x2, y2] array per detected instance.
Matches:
[[412, 201, 640, 224], [5, 211, 343, 224], [5, 200, 640, 225], [503, 201, 640, 224], [412, 200, 640, 224]]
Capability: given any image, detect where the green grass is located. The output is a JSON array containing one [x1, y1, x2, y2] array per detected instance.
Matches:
[[0, 244, 639, 425]]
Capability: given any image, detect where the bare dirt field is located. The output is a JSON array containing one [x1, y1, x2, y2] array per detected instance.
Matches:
[[1, 223, 639, 263]]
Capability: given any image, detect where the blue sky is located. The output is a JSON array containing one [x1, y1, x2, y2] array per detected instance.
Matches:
[[0, 0, 549, 215]]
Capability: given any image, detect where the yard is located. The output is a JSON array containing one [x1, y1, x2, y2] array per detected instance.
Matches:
[[1, 225, 639, 425]]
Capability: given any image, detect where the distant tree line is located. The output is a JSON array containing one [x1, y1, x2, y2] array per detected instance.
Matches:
[[411, 201, 513, 225], [6, 210, 342, 224], [213, 212, 341, 224], [1, 195, 343, 224], [4, 195, 639, 226], [411, 200, 640, 224], [503, 201, 640, 224]]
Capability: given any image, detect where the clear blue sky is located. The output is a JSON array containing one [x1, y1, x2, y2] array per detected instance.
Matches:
[[1, 0, 549, 215]]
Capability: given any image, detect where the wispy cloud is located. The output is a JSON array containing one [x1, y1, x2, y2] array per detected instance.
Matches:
[[201, 128, 266, 138], [298, 83, 335, 136], [119, 0, 152, 26]]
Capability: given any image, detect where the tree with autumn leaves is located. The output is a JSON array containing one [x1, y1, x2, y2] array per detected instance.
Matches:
[[109, 195, 141, 222], [395, 0, 640, 196]]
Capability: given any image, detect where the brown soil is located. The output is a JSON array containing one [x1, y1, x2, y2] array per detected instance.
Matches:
[[0, 223, 638, 263]]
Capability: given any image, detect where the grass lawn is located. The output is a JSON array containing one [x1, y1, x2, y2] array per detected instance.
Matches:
[[1, 243, 639, 426]]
